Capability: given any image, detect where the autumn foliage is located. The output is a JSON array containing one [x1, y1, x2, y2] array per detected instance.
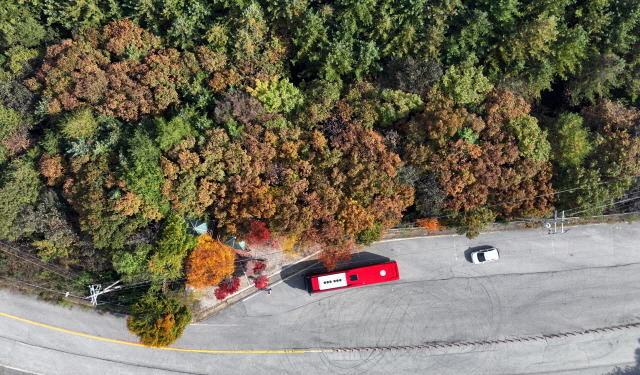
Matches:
[[404, 88, 555, 234], [254, 275, 269, 289], [246, 220, 271, 246], [126, 293, 191, 347], [7, 0, 640, 314], [27, 19, 200, 121], [214, 277, 241, 300], [252, 261, 266, 274], [318, 240, 355, 272], [185, 235, 235, 289], [417, 219, 441, 232]]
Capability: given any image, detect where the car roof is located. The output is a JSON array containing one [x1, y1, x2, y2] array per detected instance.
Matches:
[[483, 248, 499, 260]]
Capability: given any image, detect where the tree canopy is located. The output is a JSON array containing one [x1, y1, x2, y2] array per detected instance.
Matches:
[[1, 0, 640, 305], [127, 293, 192, 347], [185, 235, 235, 289]]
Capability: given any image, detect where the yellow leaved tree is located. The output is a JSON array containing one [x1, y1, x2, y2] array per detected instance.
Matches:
[[185, 235, 235, 289]]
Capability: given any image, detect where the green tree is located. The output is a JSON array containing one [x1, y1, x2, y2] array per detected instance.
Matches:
[[0, 156, 43, 240], [438, 60, 493, 106], [449, 206, 496, 239], [154, 115, 194, 152], [15, 189, 78, 258], [119, 129, 168, 220], [551, 113, 592, 168], [122, 0, 212, 50], [504, 115, 551, 162], [554, 119, 640, 215], [444, 9, 492, 66], [60, 108, 99, 141], [148, 213, 197, 282], [230, 2, 285, 84], [127, 293, 192, 347], [297, 79, 342, 128], [0, 3, 51, 81], [376, 89, 424, 127], [42, 0, 116, 31], [247, 77, 304, 115], [62, 154, 134, 249], [566, 53, 625, 105], [112, 245, 153, 281]]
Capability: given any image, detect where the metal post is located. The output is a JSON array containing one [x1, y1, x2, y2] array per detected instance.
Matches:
[[89, 284, 101, 306], [519, 214, 571, 235], [88, 280, 120, 306]]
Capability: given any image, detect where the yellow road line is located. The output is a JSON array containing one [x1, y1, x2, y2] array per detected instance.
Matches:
[[0, 312, 310, 354]]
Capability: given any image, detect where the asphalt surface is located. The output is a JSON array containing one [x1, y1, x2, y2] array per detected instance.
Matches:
[[2, 222, 640, 374]]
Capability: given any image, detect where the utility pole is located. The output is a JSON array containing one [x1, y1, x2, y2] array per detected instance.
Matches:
[[518, 210, 569, 234], [87, 280, 122, 306], [89, 284, 101, 305]]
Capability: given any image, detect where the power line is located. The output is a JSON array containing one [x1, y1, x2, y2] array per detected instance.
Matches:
[[0, 241, 83, 282], [563, 187, 640, 215], [96, 249, 292, 296], [0, 276, 84, 298], [96, 230, 584, 306], [564, 191, 640, 215], [570, 194, 640, 216], [89, 173, 640, 301], [94, 256, 279, 300], [393, 173, 640, 228]]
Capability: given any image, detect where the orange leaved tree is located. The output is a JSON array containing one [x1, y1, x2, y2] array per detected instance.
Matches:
[[185, 235, 235, 289], [417, 218, 440, 232]]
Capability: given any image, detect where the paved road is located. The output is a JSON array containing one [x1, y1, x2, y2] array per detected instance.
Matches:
[[2, 223, 640, 374]]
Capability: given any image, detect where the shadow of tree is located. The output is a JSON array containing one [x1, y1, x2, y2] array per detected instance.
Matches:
[[606, 339, 640, 374]]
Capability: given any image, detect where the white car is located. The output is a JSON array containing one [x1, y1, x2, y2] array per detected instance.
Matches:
[[471, 248, 499, 264]]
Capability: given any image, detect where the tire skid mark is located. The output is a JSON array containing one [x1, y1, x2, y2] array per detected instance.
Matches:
[[325, 322, 640, 354]]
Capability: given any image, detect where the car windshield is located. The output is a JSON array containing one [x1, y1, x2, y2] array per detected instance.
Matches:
[[477, 253, 486, 262]]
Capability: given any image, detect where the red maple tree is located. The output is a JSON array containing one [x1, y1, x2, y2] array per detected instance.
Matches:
[[246, 220, 271, 246], [254, 275, 269, 289], [214, 277, 241, 300]]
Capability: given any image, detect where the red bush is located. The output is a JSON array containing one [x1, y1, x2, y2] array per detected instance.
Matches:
[[214, 277, 241, 300], [246, 221, 271, 246], [252, 261, 266, 274], [254, 275, 269, 289], [214, 288, 229, 300]]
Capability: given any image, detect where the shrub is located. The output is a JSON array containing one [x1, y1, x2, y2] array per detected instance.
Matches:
[[252, 261, 266, 274], [417, 218, 440, 232], [214, 277, 241, 300], [254, 275, 268, 289]]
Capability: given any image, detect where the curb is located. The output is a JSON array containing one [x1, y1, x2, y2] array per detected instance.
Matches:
[[192, 250, 321, 322]]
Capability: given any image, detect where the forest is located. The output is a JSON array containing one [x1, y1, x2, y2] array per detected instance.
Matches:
[[1, 0, 640, 345]]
